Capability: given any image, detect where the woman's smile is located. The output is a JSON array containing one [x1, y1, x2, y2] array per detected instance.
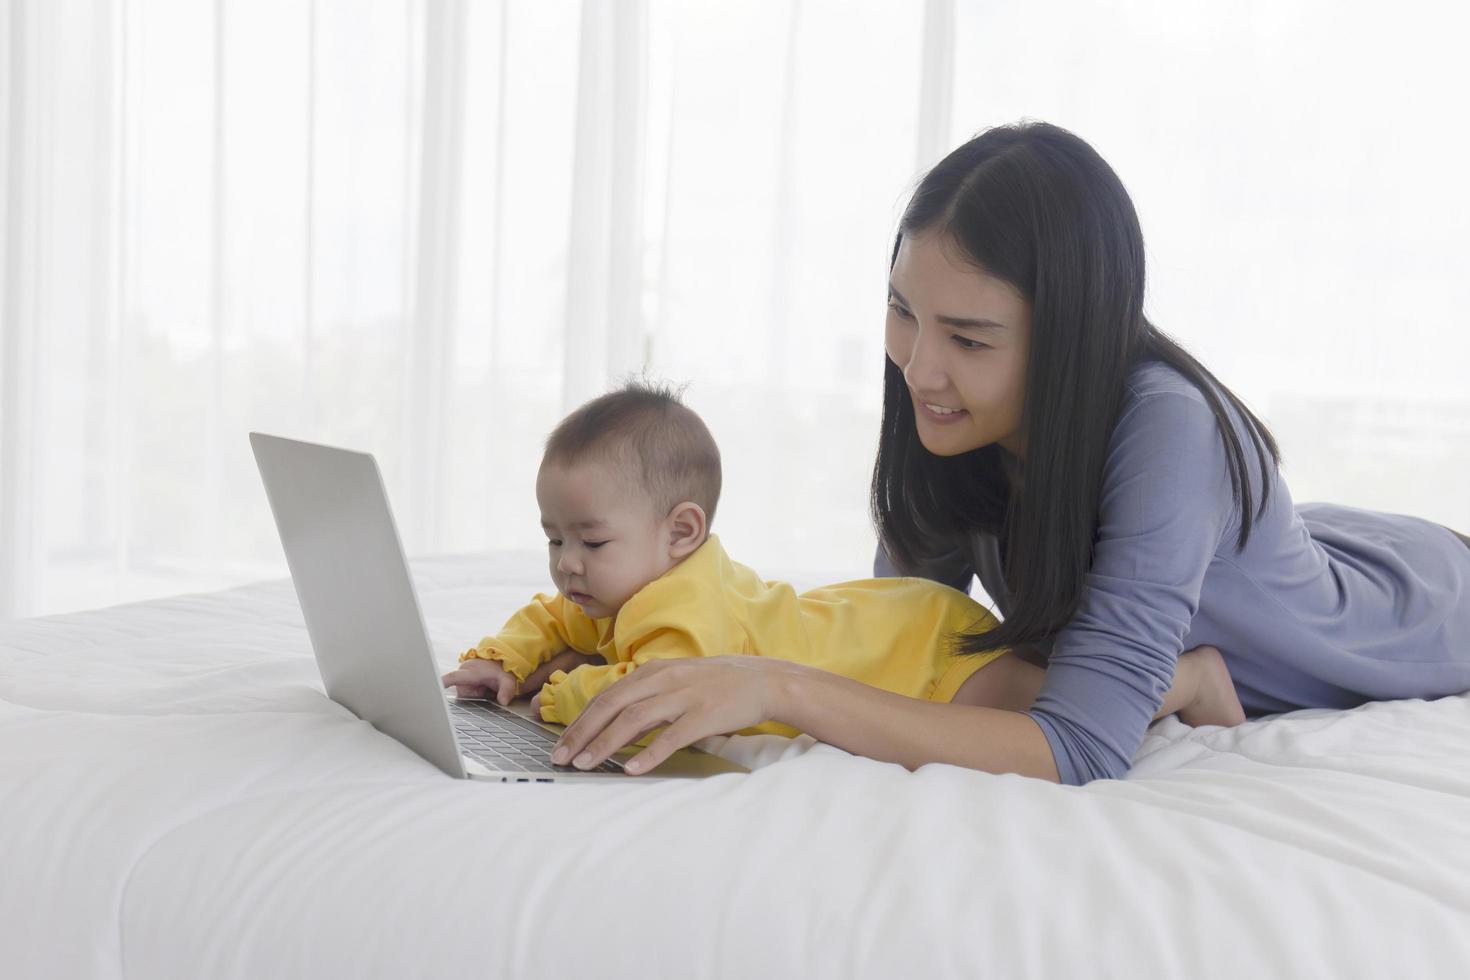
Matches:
[[915, 396, 970, 425]]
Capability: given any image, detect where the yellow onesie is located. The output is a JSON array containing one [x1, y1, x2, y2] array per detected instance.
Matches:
[[458, 533, 1007, 742]]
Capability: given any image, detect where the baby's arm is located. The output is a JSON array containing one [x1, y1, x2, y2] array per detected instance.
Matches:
[[459, 592, 603, 685], [535, 661, 636, 725], [535, 623, 712, 725], [529, 574, 732, 724], [532, 661, 667, 750]]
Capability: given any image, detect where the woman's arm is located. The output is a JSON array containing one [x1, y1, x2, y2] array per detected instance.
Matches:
[[772, 660, 1061, 781], [547, 654, 1061, 781], [1022, 386, 1240, 784]]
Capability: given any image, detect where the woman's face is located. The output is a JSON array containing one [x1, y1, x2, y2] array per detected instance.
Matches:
[[884, 228, 1032, 458]]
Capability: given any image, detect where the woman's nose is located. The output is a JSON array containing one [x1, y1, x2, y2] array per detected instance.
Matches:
[[900, 329, 948, 392]]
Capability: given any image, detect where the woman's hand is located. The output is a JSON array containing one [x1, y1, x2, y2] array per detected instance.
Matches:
[[550, 655, 787, 775]]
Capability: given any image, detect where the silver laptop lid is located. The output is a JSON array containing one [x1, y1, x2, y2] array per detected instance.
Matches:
[[249, 432, 468, 779]]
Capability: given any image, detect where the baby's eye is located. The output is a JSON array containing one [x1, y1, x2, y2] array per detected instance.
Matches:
[[585, 541, 607, 549], [547, 540, 561, 548]]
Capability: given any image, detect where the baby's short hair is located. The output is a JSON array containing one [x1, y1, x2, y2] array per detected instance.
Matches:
[[542, 376, 722, 528]]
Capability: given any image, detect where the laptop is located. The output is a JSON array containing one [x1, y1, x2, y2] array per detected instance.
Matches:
[[249, 432, 749, 783]]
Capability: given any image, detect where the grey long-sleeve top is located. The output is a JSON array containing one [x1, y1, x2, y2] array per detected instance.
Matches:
[[874, 360, 1470, 785]]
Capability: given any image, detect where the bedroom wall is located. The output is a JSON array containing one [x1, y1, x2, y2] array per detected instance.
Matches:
[[2, 0, 1467, 618]]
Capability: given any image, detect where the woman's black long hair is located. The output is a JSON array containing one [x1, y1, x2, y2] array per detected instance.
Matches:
[[871, 121, 1281, 659]]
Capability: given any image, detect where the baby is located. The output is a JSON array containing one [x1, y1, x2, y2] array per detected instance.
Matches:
[[440, 379, 1245, 746]]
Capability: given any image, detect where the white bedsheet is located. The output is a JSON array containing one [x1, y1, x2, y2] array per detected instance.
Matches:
[[3, 551, 1469, 979]]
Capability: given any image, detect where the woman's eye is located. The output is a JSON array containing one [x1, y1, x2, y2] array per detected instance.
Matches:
[[889, 300, 985, 350]]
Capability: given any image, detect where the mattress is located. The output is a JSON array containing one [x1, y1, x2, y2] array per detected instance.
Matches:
[[3, 551, 1468, 978]]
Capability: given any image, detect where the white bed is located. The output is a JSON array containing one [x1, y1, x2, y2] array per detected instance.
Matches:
[[3, 551, 1469, 978]]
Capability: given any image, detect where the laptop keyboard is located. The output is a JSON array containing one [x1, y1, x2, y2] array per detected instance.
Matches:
[[447, 698, 622, 774]]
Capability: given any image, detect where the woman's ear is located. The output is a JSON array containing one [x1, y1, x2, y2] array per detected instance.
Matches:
[[666, 501, 708, 558]]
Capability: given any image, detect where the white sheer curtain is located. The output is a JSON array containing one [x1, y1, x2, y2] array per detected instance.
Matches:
[[3, 0, 1467, 620]]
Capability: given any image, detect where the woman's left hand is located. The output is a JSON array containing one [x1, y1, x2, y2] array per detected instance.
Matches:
[[550, 655, 787, 775]]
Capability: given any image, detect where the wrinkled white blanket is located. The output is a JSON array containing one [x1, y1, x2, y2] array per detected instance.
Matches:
[[3, 552, 1468, 979]]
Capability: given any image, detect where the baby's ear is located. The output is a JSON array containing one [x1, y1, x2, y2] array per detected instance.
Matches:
[[667, 501, 707, 555]]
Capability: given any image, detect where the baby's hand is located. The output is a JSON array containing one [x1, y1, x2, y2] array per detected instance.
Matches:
[[441, 657, 520, 705]]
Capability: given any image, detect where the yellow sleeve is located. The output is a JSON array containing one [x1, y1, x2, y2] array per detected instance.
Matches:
[[535, 586, 726, 726], [537, 662, 632, 725], [457, 592, 602, 684], [537, 663, 662, 747], [533, 550, 742, 735], [534, 627, 708, 725]]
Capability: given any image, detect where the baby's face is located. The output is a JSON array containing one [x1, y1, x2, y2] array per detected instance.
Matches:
[[535, 459, 680, 619]]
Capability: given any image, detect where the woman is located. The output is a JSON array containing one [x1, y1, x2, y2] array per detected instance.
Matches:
[[540, 121, 1470, 785]]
